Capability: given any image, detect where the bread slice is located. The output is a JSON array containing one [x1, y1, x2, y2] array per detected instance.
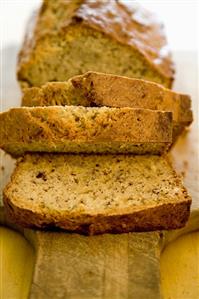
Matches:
[[22, 72, 193, 140], [3, 154, 191, 235], [0, 106, 172, 157], [17, 1, 174, 89]]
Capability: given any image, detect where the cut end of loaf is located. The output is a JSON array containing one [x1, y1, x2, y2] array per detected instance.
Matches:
[[17, 0, 174, 89], [3, 154, 191, 235]]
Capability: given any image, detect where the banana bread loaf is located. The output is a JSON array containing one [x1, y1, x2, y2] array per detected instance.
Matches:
[[0, 106, 172, 156], [17, 0, 174, 89]]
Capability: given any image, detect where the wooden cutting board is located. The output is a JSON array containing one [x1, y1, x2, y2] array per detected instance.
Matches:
[[0, 47, 199, 299]]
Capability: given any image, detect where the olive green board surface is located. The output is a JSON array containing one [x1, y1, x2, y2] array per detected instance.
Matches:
[[0, 47, 198, 299]]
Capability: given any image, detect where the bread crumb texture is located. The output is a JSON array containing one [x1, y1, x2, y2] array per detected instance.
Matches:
[[4, 154, 191, 234]]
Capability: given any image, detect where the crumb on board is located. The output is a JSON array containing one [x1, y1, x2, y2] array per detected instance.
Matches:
[[181, 171, 185, 178], [183, 160, 189, 169], [181, 160, 189, 177]]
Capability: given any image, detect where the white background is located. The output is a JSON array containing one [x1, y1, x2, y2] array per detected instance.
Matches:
[[1, 0, 199, 51]]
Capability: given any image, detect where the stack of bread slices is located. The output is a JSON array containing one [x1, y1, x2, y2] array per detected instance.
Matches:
[[0, 0, 193, 235]]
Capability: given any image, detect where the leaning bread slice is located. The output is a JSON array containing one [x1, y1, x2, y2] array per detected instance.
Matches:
[[4, 154, 191, 235], [0, 106, 172, 156], [22, 72, 192, 140]]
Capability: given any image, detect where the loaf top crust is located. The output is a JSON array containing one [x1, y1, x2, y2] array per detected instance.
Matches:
[[18, 0, 174, 83], [74, 0, 174, 80]]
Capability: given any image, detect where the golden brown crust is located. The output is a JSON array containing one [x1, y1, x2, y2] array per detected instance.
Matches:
[[22, 72, 192, 125], [22, 83, 91, 107], [21, 72, 192, 142], [0, 106, 172, 156], [4, 190, 191, 235], [17, 0, 174, 88], [71, 72, 193, 125], [22, 72, 192, 124]]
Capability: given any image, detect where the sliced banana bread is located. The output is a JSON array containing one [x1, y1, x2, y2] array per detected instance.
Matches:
[[17, 0, 174, 89], [0, 106, 172, 156], [22, 71, 193, 140], [3, 154, 191, 235]]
